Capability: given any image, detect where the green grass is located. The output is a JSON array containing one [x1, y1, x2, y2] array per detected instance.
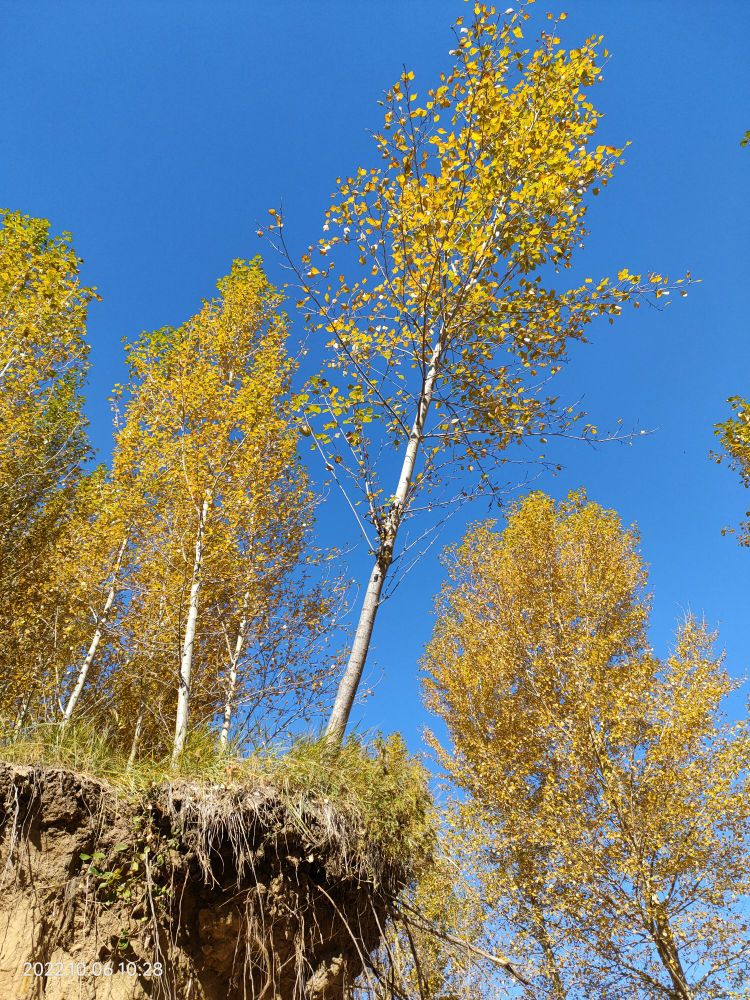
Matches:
[[0, 720, 435, 874]]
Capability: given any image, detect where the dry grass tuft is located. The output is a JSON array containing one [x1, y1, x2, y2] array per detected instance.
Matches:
[[0, 720, 434, 887]]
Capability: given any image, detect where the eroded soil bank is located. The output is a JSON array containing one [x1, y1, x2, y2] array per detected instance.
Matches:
[[0, 762, 394, 999]]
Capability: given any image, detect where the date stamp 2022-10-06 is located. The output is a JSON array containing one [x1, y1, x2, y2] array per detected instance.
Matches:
[[22, 960, 164, 979]]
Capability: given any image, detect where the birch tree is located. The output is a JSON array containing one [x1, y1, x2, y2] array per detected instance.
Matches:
[[424, 492, 750, 999], [271, 3, 688, 741], [111, 260, 327, 763]]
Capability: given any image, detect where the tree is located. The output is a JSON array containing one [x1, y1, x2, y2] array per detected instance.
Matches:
[[423, 492, 750, 999], [714, 396, 750, 544], [108, 260, 333, 762], [271, 3, 686, 741], [0, 209, 96, 722], [364, 845, 531, 1000]]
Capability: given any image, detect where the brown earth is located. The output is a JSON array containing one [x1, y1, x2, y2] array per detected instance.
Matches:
[[0, 763, 392, 999]]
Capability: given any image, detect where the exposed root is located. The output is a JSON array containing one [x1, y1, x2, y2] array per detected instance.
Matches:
[[0, 762, 416, 999]]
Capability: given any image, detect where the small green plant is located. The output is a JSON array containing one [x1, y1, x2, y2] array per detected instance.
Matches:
[[78, 816, 179, 916]]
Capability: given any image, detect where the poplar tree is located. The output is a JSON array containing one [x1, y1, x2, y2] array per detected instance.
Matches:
[[0, 210, 95, 722], [272, 3, 687, 741], [110, 261, 325, 762], [424, 492, 750, 999]]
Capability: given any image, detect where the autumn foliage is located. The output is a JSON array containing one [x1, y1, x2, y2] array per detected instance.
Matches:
[[0, 212, 338, 759], [275, 2, 688, 739], [0, 211, 95, 724], [715, 396, 750, 544], [1, 3, 748, 997], [424, 493, 750, 998]]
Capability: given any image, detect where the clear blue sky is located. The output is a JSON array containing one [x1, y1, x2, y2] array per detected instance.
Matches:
[[2, 1, 748, 749]]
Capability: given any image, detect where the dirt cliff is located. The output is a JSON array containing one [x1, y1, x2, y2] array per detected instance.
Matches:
[[0, 762, 399, 999]]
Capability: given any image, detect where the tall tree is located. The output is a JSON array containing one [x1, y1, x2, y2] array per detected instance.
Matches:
[[109, 260, 330, 762], [0, 210, 96, 721], [424, 492, 750, 999], [271, 3, 687, 741]]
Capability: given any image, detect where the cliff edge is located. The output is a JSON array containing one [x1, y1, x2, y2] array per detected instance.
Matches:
[[0, 760, 418, 999]]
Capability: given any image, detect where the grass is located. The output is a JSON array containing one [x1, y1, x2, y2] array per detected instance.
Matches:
[[0, 719, 233, 787], [0, 719, 435, 877]]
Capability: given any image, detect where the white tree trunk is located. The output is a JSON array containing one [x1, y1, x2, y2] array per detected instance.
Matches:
[[61, 537, 127, 728], [218, 599, 248, 749], [172, 497, 210, 766], [14, 686, 35, 734], [126, 701, 144, 772], [325, 338, 443, 742]]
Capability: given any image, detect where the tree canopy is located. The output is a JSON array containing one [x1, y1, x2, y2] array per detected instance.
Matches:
[[0, 5, 746, 997], [271, 3, 686, 740], [0, 219, 339, 760], [0, 209, 96, 722], [424, 492, 750, 998]]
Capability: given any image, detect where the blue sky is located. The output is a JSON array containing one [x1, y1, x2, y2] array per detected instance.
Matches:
[[2, 1, 748, 749]]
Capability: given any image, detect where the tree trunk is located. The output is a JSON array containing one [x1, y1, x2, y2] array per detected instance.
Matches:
[[218, 596, 249, 749], [13, 686, 35, 734], [172, 497, 210, 766], [534, 907, 567, 999], [324, 553, 390, 743], [126, 701, 144, 772], [324, 337, 442, 742], [61, 537, 127, 728], [648, 895, 692, 1000]]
